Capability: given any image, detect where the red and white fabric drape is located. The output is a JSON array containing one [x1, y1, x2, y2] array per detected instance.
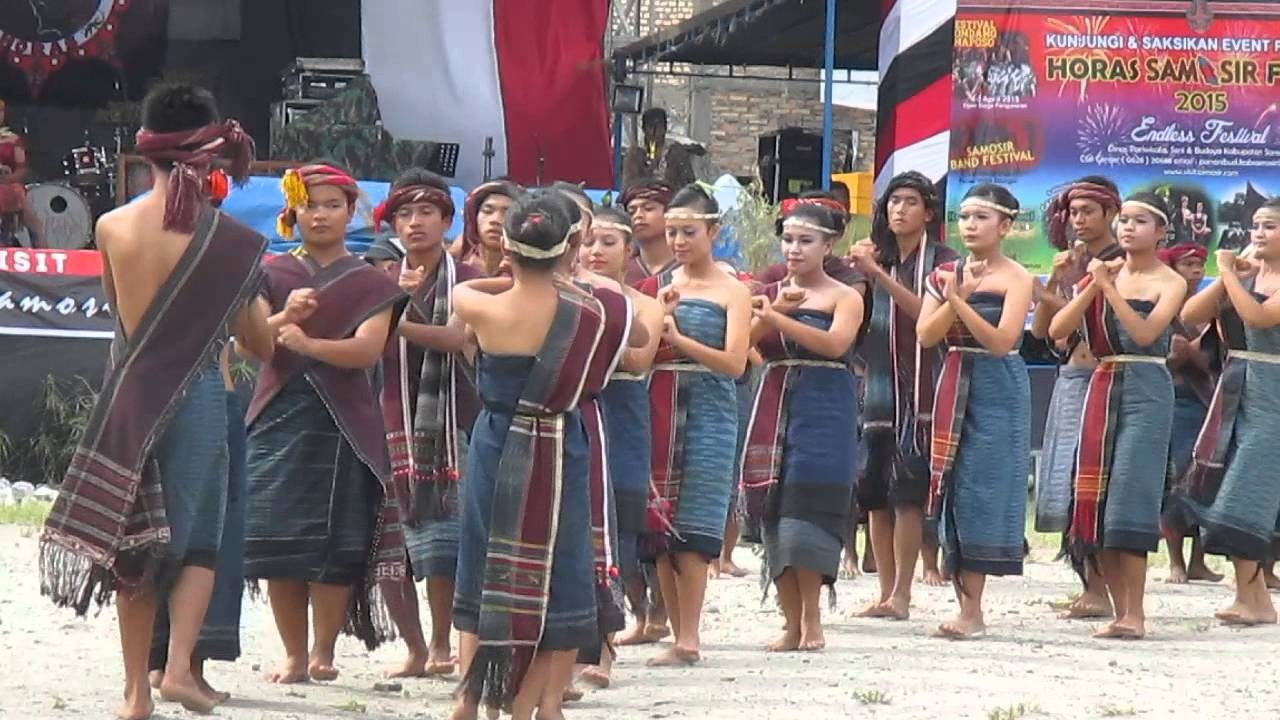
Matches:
[[361, 0, 614, 189]]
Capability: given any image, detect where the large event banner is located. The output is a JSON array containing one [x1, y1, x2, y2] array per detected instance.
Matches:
[[947, 1, 1280, 272], [0, 249, 113, 338]]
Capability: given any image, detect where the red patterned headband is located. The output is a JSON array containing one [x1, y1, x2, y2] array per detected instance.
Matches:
[[373, 185, 455, 230], [134, 119, 255, 233], [780, 197, 848, 219], [1046, 181, 1122, 250]]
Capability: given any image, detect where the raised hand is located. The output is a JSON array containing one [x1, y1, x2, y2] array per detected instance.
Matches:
[[771, 286, 807, 314], [399, 264, 427, 295], [660, 287, 681, 315], [848, 239, 878, 272]]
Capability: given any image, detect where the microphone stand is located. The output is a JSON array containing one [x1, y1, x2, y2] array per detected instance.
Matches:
[[482, 136, 495, 182]]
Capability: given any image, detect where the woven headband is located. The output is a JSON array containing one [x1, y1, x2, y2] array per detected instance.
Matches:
[[782, 217, 839, 236], [1122, 200, 1169, 225], [502, 215, 578, 259], [960, 197, 1018, 219], [664, 209, 720, 222], [593, 220, 632, 235]]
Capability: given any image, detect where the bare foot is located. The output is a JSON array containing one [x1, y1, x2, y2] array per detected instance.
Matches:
[[159, 673, 217, 714], [1265, 571, 1280, 591], [642, 624, 671, 642], [193, 671, 231, 706], [1214, 601, 1275, 625], [878, 597, 910, 620], [615, 624, 657, 646], [562, 684, 583, 702], [147, 671, 163, 691], [922, 568, 946, 587], [1166, 564, 1189, 584], [718, 560, 750, 578], [799, 620, 825, 651], [1058, 596, 1114, 620], [266, 655, 309, 684], [840, 552, 859, 579], [387, 649, 429, 678], [1093, 620, 1145, 640], [933, 617, 986, 640], [1186, 564, 1224, 583], [766, 628, 801, 652], [708, 559, 721, 579], [579, 666, 611, 689], [309, 663, 339, 682], [117, 681, 154, 720], [855, 599, 896, 617], [646, 646, 700, 667]]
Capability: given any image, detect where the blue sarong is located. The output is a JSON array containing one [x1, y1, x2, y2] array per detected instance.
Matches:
[[244, 376, 376, 585]]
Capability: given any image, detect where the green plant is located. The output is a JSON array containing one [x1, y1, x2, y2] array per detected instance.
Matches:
[[1099, 705, 1137, 717], [852, 688, 892, 705], [987, 703, 1042, 720], [16, 376, 97, 485], [0, 502, 52, 527], [334, 699, 366, 713], [725, 181, 781, 274]]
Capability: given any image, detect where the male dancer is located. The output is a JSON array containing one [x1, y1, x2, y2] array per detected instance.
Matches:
[[1031, 175, 1123, 619], [452, 180, 519, 276], [39, 83, 268, 719], [621, 177, 678, 286], [374, 169, 483, 677], [245, 164, 407, 683], [848, 171, 956, 620]]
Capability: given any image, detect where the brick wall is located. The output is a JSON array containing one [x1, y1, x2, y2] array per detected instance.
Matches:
[[628, 0, 877, 179]]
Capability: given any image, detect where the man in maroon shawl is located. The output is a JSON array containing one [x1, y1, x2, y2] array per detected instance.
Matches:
[[621, 177, 679, 286], [244, 163, 408, 684], [374, 168, 483, 678], [39, 83, 269, 719]]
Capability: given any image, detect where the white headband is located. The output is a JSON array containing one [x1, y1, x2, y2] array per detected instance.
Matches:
[[502, 217, 577, 259], [664, 210, 720, 222], [782, 217, 839, 236], [1122, 200, 1169, 225], [593, 221, 632, 235], [960, 197, 1018, 219]]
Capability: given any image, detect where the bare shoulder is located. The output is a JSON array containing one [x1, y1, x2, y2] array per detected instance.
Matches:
[[93, 204, 135, 250]]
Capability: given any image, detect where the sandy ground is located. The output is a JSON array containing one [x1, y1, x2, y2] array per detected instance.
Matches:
[[2, 523, 1278, 720]]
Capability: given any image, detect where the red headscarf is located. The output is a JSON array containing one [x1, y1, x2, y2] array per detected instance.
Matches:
[[134, 119, 255, 233], [1045, 180, 1122, 250], [373, 184, 455, 231], [619, 180, 675, 210], [780, 196, 848, 220], [1159, 243, 1207, 266], [276, 163, 359, 239]]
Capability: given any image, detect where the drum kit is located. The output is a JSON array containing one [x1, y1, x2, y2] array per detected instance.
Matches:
[[7, 131, 120, 250]]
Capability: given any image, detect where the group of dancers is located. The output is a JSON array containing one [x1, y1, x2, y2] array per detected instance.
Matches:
[[35, 82, 1280, 720]]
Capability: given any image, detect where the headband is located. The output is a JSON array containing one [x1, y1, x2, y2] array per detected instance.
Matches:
[[593, 220, 632, 235], [960, 197, 1018, 219], [620, 182, 675, 209], [1045, 180, 1122, 250], [276, 164, 359, 239], [1122, 200, 1169, 225], [782, 217, 839, 236], [502, 214, 575, 260], [664, 209, 720, 222], [780, 196, 847, 219], [1158, 243, 1207, 266], [373, 184, 455, 230], [134, 119, 255, 233]]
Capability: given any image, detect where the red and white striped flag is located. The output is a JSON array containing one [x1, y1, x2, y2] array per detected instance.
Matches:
[[875, 0, 956, 195], [361, 0, 614, 189]]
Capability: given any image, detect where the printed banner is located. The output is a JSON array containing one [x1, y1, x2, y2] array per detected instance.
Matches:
[[0, 249, 113, 338], [947, 1, 1280, 272]]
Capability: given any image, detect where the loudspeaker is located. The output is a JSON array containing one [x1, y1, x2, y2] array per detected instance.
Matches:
[[757, 128, 823, 204]]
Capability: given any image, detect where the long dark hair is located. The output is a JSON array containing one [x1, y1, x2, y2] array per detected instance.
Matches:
[[870, 171, 943, 269]]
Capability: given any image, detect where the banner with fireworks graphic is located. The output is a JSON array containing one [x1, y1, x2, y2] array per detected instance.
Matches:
[[946, 0, 1280, 272]]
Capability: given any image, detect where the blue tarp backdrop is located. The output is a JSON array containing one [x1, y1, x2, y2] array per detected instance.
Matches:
[[215, 176, 746, 264]]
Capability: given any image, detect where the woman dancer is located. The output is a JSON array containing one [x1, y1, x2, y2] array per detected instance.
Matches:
[[576, 206, 665, 686], [916, 184, 1034, 639], [1050, 192, 1186, 640], [640, 185, 751, 666], [1166, 199, 1280, 626], [742, 201, 864, 651], [451, 191, 623, 720]]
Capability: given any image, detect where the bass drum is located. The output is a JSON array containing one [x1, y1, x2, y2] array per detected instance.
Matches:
[[14, 183, 94, 250]]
